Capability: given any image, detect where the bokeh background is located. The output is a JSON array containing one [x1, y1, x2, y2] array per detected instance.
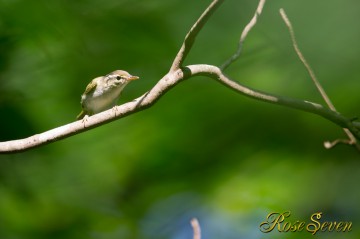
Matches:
[[0, 0, 359, 238]]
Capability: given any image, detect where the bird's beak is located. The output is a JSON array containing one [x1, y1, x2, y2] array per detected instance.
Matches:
[[128, 75, 139, 81]]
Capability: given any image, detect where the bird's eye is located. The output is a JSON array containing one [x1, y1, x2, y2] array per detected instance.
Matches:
[[116, 76, 121, 80]]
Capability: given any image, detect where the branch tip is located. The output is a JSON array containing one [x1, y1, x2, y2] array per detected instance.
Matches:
[[191, 218, 201, 239]]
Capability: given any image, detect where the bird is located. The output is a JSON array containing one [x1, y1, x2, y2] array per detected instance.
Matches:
[[76, 70, 139, 120]]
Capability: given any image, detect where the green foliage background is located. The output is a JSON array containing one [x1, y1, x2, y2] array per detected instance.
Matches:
[[0, 0, 359, 238]]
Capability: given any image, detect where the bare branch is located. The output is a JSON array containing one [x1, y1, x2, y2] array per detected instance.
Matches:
[[1, 64, 359, 153], [279, 9, 334, 109], [324, 139, 355, 149], [191, 218, 201, 239], [280, 8, 360, 150], [170, 0, 225, 72], [221, 0, 266, 70]]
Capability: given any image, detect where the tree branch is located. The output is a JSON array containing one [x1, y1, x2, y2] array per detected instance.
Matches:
[[280, 8, 360, 150], [170, 0, 225, 72], [279, 9, 334, 109], [1, 64, 359, 153], [221, 0, 266, 70], [191, 218, 201, 239]]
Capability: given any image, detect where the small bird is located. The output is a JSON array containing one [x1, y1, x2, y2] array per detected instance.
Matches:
[[76, 70, 139, 120]]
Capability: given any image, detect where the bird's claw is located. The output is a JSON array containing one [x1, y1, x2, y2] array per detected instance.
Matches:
[[112, 106, 118, 117], [82, 115, 89, 127]]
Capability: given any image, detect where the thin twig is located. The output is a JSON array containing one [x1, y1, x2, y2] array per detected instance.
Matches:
[[191, 218, 201, 239], [279, 9, 334, 109], [170, 0, 225, 72], [280, 8, 360, 150], [221, 0, 266, 70], [324, 139, 354, 149]]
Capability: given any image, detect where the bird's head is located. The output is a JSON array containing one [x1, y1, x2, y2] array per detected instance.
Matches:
[[105, 70, 139, 86]]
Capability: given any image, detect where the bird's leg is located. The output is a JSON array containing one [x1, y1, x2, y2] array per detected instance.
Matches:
[[81, 115, 89, 128], [112, 105, 119, 117]]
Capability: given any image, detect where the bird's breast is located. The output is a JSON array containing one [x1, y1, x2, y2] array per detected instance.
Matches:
[[81, 84, 126, 114]]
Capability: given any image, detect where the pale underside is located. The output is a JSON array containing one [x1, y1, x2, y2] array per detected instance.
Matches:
[[81, 76, 129, 115]]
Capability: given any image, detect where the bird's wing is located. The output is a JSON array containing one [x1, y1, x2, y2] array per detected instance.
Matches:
[[83, 77, 100, 95]]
